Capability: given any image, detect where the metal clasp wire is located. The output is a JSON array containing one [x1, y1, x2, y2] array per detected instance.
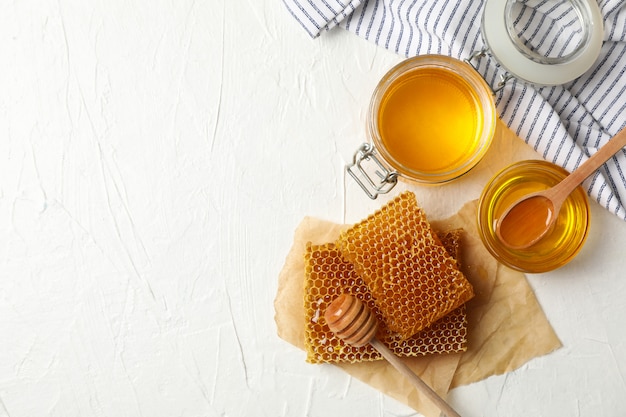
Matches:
[[464, 48, 513, 94], [347, 143, 398, 199]]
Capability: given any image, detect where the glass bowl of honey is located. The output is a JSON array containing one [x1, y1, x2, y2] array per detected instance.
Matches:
[[477, 160, 590, 273], [348, 55, 496, 198]]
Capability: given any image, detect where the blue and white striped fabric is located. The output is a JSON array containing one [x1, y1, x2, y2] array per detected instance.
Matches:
[[283, 0, 626, 221]]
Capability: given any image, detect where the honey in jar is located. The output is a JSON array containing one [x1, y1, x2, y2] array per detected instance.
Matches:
[[378, 67, 484, 174], [367, 55, 496, 185]]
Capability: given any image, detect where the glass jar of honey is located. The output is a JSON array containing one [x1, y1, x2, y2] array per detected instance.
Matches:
[[477, 160, 590, 273], [348, 55, 496, 198], [348, 1, 604, 199]]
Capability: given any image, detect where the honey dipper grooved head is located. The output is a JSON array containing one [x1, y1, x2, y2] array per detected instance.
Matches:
[[324, 294, 378, 347]]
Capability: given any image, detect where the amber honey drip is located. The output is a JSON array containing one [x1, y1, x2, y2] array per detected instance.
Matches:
[[336, 192, 474, 341], [378, 67, 483, 173], [303, 230, 468, 364], [497, 195, 556, 248]]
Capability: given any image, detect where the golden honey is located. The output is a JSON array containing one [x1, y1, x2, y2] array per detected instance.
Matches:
[[368, 55, 496, 184], [378, 67, 483, 174], [478, 160, 590, 273], [497, 195, 556, 248]]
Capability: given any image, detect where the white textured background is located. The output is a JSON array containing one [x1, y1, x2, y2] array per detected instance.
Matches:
[[1, 1, 625, 416]]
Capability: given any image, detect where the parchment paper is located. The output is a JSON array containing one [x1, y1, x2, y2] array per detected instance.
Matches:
[[274, 200, 562, 416]]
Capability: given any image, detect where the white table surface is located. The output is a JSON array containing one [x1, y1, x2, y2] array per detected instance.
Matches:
[[1, 2, 625, 416]]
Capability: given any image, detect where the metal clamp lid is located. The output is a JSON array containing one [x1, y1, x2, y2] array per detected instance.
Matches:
[[465, 48, 515, 94], [347, 143, 398, 199]]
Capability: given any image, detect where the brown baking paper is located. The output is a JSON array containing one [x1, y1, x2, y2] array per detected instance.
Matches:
[[274, 200, 562, 416]]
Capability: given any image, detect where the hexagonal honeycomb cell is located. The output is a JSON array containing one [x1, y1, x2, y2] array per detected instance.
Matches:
[[303, 228, 468, 364], [336, 191, 474, 341]]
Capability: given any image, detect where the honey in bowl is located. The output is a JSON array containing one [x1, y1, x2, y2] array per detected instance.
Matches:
[[477, 160, 590, 273], [368, 55, 496, 184]]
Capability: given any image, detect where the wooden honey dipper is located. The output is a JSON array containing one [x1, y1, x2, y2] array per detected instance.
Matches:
[[324, 294, 462, 417]]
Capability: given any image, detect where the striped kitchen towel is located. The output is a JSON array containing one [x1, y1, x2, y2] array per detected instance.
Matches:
[[283, 0, 626, 221]]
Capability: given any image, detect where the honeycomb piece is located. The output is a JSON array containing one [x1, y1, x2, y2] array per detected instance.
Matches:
[[336, 191, 474, 340], [385, 227, 468, 357], [304, 243, 379, 364], [303, 229, 468, 364], [437, 229, 463, 268]]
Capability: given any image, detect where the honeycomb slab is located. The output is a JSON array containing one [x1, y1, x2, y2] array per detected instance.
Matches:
[[304, 229, 468, 364], [336, 192, 474, 340]]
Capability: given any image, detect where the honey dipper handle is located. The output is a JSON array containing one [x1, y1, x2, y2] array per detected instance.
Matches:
[[370, 338, 462, 417]]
